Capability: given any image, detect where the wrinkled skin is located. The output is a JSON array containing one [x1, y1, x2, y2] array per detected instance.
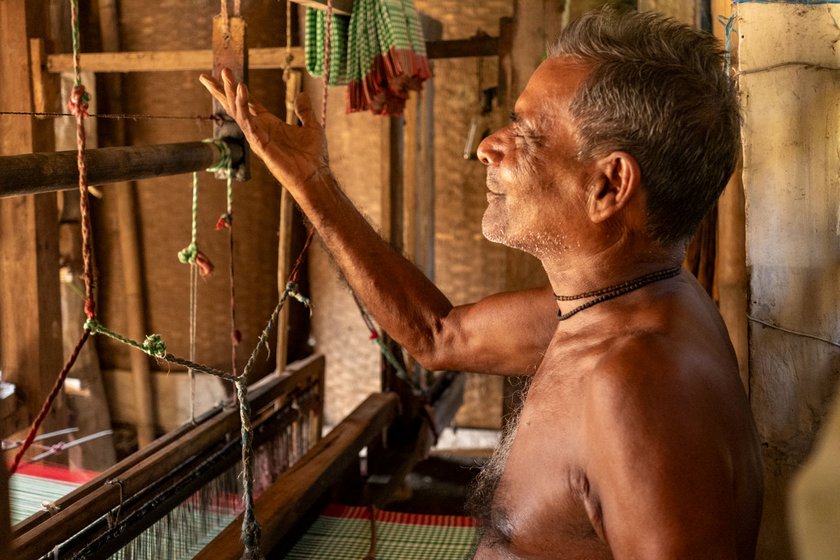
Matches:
[[200, 56, 762, 559]]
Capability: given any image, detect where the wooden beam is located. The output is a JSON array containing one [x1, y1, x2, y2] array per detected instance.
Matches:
[[44, 37, 500, 75], [0, 0, 65, 451], [289, 0, 354, 16], [0, 141, 245, 198], [425, 35, 499, 59], [48, 47, 303, 73], [194, 392, 400, 559]]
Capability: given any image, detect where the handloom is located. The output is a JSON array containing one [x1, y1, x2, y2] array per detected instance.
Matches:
[[5, 1, 471, 558], [10, 355, 326, 560]]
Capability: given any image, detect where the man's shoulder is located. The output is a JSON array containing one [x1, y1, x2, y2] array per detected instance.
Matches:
[[582, 328, 732, 425]]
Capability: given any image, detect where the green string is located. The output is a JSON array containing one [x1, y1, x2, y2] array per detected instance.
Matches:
[[177, 172, 200, 264], [69, 0, 90, 103], [204, 138, 232, 173], [371, 335, 408, 379], [84, 318, 167, 359]]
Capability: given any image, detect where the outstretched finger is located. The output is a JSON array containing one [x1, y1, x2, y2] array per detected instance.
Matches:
[[236, 83, 251, 126], [221, 68, 239, 117], [199, 74, 230, 111], [294, 93, 320, 128]]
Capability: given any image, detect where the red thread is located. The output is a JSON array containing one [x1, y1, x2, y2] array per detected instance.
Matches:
[[369, 330, 378, 340], [288, 228, 315, 284], [195, 250, 215, 278], [67, 85, 90, 118], [215, 213, 232, 231], [9, 331, 90, 474]]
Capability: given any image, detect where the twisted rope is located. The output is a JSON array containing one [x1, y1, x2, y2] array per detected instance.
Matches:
[[237, 379, 261, 559], [9, 332, 89, 474], [322, 0, 333, 125]]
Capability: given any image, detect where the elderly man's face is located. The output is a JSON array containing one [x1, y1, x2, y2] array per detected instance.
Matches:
[[477, 57, 594, 260]]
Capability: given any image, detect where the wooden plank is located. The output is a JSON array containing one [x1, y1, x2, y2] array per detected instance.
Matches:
[[47, 47, 304, 73], [0, 141, 244, 198], [194, 392, 400, 560], [45, 37, 500, 75], [0, 0, 64, 451]]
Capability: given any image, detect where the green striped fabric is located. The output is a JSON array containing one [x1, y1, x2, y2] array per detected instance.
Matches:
[[283, 504, 478, 560], [304, 0, 431, 116]]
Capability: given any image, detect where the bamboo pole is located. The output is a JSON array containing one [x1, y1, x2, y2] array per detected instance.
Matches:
[[277, 70, 303, 372], [0, 141, 245, 199]]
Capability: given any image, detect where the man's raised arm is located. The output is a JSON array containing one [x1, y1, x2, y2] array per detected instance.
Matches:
[[199, 70, 555, 376]]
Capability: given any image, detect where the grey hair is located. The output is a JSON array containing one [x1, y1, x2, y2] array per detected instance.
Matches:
[[550, 7, 740, 245]]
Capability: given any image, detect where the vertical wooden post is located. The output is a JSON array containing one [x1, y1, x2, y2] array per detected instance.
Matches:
[[0, 0, 64, 437], [0, 461, 9, 559], [711, 0, 748, 393], [403, 92, 419, 265], [277, 70, 303, 373], [212, 13, 249, 181], [98, 0, 154, 450]]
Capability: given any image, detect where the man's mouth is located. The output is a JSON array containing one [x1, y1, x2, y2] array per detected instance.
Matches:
[[486, 179, 504, 196]]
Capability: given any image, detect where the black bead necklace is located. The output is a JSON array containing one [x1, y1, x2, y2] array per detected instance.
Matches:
[[554, 266, 682, 321]]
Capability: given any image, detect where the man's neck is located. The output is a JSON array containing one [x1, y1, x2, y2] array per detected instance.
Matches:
[[541, 236, 684, 299]]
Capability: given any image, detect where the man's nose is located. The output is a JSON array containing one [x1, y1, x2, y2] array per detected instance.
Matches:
[[477, 131, 503, 166]]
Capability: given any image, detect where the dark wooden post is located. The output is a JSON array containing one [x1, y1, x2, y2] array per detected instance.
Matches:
[[0, 0, 65, 440]]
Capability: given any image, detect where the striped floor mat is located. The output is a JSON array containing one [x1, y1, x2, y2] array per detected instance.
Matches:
[[283, 504, 478, 560]]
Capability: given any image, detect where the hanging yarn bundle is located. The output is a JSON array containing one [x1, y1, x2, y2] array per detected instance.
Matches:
[[305, 0, 431, 116]]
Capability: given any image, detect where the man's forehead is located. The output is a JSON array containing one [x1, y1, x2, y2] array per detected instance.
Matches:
[[514, 57, 590, 118]]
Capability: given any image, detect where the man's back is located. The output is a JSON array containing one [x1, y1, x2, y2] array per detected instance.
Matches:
[[471, 271, 763, 559]]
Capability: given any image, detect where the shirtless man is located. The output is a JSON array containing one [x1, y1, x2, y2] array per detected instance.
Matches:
[[201, 8, 763, 559]]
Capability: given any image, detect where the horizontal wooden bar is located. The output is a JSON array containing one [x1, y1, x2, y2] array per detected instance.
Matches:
[[45, 37, 499, 75], [426, 36, 499, 60], [194, 392, 400, 560], [0, 140, 244, 198], [47, 47, 306, 74], [291, 0, 354, 16]]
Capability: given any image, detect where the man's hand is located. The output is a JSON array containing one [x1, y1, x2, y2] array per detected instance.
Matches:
[[199, 68, 329, 190]]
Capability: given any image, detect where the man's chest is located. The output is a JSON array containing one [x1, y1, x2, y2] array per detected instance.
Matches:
[[486, 370, 612, 558]]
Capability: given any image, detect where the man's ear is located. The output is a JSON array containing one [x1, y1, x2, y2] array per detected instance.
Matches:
[[586, 152, 641, 224]]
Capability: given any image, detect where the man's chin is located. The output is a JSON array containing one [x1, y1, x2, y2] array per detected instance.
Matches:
[[481, 216, 507, 246]]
